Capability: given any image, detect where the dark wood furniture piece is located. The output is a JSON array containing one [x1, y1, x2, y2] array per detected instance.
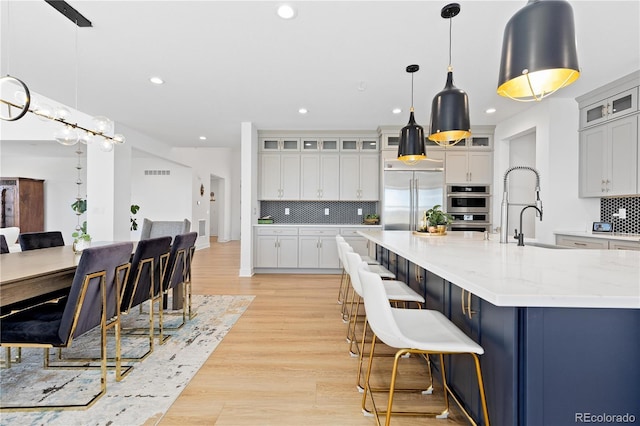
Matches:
[[0, 177, 45, 233]]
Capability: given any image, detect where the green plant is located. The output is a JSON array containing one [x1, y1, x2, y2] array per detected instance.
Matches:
[[365, 213, 379, 220], [72, 220, 91, 241], [425, 205, 453, 227], [130, 204, 140, 231], [71, 199, 90, 241]]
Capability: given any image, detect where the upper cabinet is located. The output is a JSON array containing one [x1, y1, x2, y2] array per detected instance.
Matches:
[[445, 151, 493, 184], [577, 71, 640, 198], [340, 138, 379, 152], [580, 87, 638, 129], [300, 138, 340, 152], [300, 154, 340, 200], [259, 154, 301, 200], [339, 154, 379, 200], [259, 137, 301, 152], [425, 134, 493, 150]]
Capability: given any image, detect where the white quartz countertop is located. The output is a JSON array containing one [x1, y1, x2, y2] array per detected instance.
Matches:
[[358, 230, 640, 309], [554, 230, 640, 242]]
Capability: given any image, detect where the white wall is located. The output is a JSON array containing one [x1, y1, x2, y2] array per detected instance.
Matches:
[[239, 122, 259, 277], [171, 146, 241, 245], [494, 98, 600, 244], [0, 148, 82, 244]]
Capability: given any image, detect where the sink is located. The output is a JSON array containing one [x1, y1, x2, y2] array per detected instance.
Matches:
[[523, 242, 571, 249]]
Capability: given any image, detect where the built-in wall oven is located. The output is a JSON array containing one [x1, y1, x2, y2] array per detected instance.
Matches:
[[446, 185, 491, 232]]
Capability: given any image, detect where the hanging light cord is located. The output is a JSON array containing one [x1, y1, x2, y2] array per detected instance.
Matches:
[[448, 16, 453, 71], [410, 72, 414, 112]]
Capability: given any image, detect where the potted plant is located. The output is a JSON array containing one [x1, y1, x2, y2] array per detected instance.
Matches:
[[71, 198, 91, 252], [364, 213, 380, 225], [130, 204, 140, 231], [424, 205, 453, 234]]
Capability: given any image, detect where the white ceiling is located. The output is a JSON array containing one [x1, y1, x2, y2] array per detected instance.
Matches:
[[1, 1, 639, 150]]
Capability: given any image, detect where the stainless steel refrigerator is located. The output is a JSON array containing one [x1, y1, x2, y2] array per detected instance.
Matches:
[[382, 159, 444, 231]]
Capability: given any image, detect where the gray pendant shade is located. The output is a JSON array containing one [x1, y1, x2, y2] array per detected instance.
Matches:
[[398, 110, 426, 164], [428, 70, 471, 145], [497, 0, 580, 101]]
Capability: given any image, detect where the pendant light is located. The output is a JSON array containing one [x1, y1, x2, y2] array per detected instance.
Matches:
[[497, 0, 580, 101], [398, 64, 426, 165], [428, 3, 471, 147]]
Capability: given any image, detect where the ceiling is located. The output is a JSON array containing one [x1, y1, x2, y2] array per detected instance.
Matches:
[[1, 1, 639, 151]]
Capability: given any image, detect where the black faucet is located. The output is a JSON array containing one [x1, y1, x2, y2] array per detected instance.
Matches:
[[514, 205, 543, 246]]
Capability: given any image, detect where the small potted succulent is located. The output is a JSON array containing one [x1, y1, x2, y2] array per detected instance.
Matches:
[[424, 205, 453, 234], [71, 220, 91, 253]]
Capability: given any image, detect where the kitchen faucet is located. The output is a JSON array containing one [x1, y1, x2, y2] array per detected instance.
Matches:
[[499, 166, 543, 243], [514, 205, 543, 246]]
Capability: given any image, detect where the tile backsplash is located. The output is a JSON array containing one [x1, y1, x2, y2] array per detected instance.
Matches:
[[260, 201, 378, 224], [601, 196, 640, 234]]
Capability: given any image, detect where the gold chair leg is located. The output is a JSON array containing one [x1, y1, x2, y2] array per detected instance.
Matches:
[[472, 353, 491, 426]]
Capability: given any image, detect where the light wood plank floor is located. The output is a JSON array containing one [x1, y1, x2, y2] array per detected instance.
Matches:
[[157, 238, 469, 425]]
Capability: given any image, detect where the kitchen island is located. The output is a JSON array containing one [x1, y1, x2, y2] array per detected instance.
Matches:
[[358, 230, 639, 426]]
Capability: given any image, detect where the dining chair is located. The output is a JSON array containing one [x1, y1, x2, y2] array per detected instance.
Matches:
[[18, 231, 65, 251], [0, 242, 133, 411], [118, 236, 171, 358], [0, 234, 9, 254], [357, 263, 490, 426], [158, 232, 198, 342]]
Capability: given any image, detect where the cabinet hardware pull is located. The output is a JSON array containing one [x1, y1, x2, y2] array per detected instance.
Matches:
[[467, 291, 474, 319], [461, 289, 466, 316], [574, 242, 587, 246]]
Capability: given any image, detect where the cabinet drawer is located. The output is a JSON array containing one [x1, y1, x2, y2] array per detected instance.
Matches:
[[340, 227, 380, 236], [299, 228, 339, 236], [256, 227, 298, 236], [609, 240, 640, 251], [556, 235, 609, 249]]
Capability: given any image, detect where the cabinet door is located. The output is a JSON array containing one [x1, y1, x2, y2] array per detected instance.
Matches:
[[320, 139, 339, 152], [260, 138, 281, 151], [260, 154, 282, 199], [301, 138, 320, 152], [340, 139, 360, 152], [281, 138, 300, 151], [255, 235, 278, 267], [445, 151, 469, 184], [339, 155, 360, 200], [579, 126, 608, 197], [608, 115, 638, 196], [298, 236, 319, 268], [278, 236, 299, 267], [343, 236, 369, 257], [318, 236, 340, 268], [468, 152, 493, 184], [320, 155, 340, 200], [359, 155, 379, 200], [555, 235, 609, 249], [360, 139, 379, 152], [383, 134, 400, 150], [609, 240, 640, 251], [280, 154, 301, 200], [300, 155, 321, 200]]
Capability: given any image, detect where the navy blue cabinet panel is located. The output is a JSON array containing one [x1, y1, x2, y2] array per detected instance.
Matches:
[[521, 307, 640, 426]]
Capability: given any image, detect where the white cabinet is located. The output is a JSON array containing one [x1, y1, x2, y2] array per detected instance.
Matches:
[[300, 154, 340, 200], [579, 115, 638, 197], [298, 228, 340, 268], [340, 138, 379, 152], [259, 137, 300, 151], [259, 154, 301, 200], [445, 151, 492, 184], [580, 87, 638, 129], [556, 235, 610, 249], [255, 227, 299, 268], [340, 227, 376, 257], [340, 154, 379, 200], [301, 138, 339, 152]]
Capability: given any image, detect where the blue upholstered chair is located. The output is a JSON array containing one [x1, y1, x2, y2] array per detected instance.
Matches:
[[0, 234, 8, 254], [158, 232, 198, 341], [119, 236, 171, 356], [0, 242, 133, 411], [18, 231, 65, 251]]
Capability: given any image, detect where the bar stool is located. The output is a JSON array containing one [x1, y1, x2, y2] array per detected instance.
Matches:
[[336, 234, 381, 306], [357, 262, 490, 426]]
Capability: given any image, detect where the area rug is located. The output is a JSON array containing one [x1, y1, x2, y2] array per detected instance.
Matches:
[[0, 294, 254, 426]]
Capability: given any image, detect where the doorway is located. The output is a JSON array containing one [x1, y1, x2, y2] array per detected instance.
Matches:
[[209, 175, 222, 238]]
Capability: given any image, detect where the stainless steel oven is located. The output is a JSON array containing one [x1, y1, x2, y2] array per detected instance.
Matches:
[[446, 185, 490, 213]]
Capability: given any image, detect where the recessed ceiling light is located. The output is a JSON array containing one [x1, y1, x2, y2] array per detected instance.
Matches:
[[277, 4, 296, 19], [298, 108, 308, 114], [392, 108, 402, 114], [485, 107, 497, 114], [150, 76, 164, 85], [199, 136, 207, 141]]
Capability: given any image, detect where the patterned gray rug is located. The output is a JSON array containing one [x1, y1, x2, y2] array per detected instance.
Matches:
[[0, 294, 254, 425]]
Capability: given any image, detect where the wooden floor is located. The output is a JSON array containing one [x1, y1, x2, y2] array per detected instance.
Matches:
[[157, 238, 468, 426]]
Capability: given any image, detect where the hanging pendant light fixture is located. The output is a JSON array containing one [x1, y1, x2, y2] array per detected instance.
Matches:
[[497, 0, 580, 101], [398, 64, 426, 165], [428, 3, 471, 147]]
